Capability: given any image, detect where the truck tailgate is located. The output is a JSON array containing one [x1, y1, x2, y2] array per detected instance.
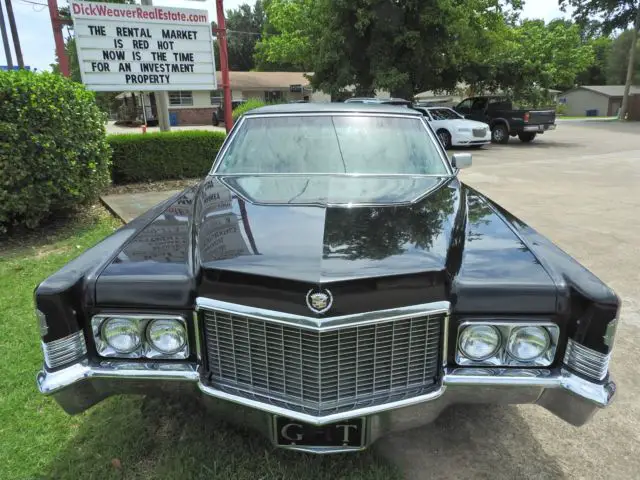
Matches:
[[529, 110, 556, 125]]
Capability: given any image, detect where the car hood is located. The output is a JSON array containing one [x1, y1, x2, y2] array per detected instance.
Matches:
[[97, 175, 558, 315], [193, 175, 557, 315]]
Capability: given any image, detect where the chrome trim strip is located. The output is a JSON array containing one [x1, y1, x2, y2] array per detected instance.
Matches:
[[441, 313, 450, 368], [195, 298, 450, 331], [192, 311, 202, 363], [563, 339, 610, 381], [213, 172, 452, 177], [216, 175, 454, 209], [42, 332, 87, 369]]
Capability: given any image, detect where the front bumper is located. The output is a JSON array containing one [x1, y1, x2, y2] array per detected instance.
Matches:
[[37, 362, 615, 453], [453, 132, 491, 146]]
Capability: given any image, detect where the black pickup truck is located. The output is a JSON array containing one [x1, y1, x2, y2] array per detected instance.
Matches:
[[454, 96, 556, 144]]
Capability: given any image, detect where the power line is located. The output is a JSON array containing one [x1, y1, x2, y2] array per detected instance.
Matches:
[[19, 0, 47, 7]]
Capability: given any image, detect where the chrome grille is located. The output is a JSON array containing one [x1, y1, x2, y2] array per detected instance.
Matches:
[[473, 127, 487, 138], [563, 339, 610, 381], [202, 309, 442, 415]]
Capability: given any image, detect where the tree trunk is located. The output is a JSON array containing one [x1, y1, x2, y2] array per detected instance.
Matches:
[[619, 6, 640, 120]]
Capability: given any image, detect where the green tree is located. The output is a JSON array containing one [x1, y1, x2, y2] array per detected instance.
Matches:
[[465, 19, 594, 104], [226, 1, 266, 71], [560, 0, 640, 119], [606, 30, 640, 84], [577, 35, 613, 85], [256, 0, 524, 98]]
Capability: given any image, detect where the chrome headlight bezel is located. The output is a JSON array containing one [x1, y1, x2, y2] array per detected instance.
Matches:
[[91, 314, 189, 360], [456, 321, 559, 367]]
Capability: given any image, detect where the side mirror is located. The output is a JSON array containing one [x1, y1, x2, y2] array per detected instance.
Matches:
[[451, 153, 472, 170]]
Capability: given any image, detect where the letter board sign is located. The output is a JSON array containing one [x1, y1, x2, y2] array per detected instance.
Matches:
[[70, 1, 216, 91]]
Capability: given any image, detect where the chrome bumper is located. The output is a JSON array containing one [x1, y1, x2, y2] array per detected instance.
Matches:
[[37, 361, 615, 453]]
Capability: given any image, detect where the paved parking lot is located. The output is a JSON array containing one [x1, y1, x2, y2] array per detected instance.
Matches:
[[379, 122, 640, 479]]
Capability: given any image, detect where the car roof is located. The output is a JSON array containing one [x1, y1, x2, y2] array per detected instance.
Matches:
[[245, 102, 422, 116]]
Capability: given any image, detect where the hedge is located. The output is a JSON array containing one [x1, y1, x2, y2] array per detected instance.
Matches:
[[0, 70, 111, 233], [108, 130, 227, 184], [232, 98, 267, 122]]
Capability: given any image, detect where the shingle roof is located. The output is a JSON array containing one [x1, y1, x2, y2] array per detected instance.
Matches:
[[216, 71, 311, 90], [577, 85, 640, 97]]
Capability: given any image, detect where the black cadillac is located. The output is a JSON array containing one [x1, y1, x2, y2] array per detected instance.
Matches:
[[36, 103, 618, 453]]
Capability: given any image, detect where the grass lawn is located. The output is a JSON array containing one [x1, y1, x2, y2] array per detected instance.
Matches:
[[0, 207, 400, 480]]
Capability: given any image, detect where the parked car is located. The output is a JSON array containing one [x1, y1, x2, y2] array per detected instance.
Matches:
[[36, 103, 617, 454], [413, 106, 491, 148], [212, 99, 246, 126], [454, 96, 556, 144], [344, 97, 412, 106]]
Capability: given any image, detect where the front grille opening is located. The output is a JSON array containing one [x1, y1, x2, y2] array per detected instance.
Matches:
[[201, 309, 443, 415]]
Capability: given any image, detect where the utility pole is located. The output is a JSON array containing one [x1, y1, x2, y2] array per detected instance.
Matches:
[[215, 0, 233, 131], [619, 6, 640, 121], [141, 0, 171, 131], [4, 0, 23, 68], [47, 0, 71, 77], [0, 0, 13, 68]]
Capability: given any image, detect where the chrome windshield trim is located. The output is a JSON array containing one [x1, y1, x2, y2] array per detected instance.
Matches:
[[215, 175, 454, 209], [209, 112, 453, 176], [194, 298, 450, 331]]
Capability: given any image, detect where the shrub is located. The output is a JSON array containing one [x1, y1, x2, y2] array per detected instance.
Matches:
[[108, 130, 227, 184], [232, 98, 267, 121], [0, 70, 111, 233]]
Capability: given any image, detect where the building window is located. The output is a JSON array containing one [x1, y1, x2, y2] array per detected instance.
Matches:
[[210, 90, 223, 105], [264, 90, 284, 103], [168, 91, 193, 106]]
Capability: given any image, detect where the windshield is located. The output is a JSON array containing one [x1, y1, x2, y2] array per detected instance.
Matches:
[[215, 115, 450, 175], [429, 108, 463, 120]]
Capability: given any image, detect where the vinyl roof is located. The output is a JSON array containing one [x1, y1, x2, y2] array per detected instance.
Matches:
[[245, 103, 422, 115]]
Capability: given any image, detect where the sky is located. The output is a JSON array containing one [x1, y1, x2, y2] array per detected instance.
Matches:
[[4, 0, 569, 72]]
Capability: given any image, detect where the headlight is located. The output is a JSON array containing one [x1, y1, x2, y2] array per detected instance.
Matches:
[[147, 318, 187, 355], [457, 128, 471, 132], [506, 326, 550, 361], [458, 325, 501, 361], [101, 317, 142, 354], [456, 322, 559, 366], [92, 315, 189, 359]]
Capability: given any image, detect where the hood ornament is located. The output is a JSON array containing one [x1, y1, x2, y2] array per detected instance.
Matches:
[[306, 288, 333, 314]]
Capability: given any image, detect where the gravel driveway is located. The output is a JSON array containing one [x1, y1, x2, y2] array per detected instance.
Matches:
[[378, 123, 640, 479]]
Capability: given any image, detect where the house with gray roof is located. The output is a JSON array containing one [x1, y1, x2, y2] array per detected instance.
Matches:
[[559, 85, 640, 118]]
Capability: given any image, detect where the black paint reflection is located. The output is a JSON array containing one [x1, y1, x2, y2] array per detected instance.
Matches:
[[323, 184, 456, 261]]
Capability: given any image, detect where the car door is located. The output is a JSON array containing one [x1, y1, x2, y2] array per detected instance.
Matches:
[[455, 98, 474, 117], [467, 98, 488, 123]]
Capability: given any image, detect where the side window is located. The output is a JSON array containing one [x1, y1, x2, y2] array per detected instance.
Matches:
[[456, 98, 473, 113], [471, 98, 487, 111]]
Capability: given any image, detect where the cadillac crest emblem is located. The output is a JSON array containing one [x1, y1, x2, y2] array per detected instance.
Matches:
[[306, 288, 333, 314]]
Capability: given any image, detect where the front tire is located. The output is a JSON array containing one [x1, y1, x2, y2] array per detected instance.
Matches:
[[491, 124, 509, 144], [437, 129, 452, 149], [518, 132, 537, 143]]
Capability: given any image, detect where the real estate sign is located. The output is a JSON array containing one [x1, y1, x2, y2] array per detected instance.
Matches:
[[70, 1, 216, 91]]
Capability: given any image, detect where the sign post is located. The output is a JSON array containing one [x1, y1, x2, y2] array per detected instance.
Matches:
[[69, 1, 216, 97]]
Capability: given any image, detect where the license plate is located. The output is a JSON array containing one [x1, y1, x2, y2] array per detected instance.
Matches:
[[274, 416, 365, 447]]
